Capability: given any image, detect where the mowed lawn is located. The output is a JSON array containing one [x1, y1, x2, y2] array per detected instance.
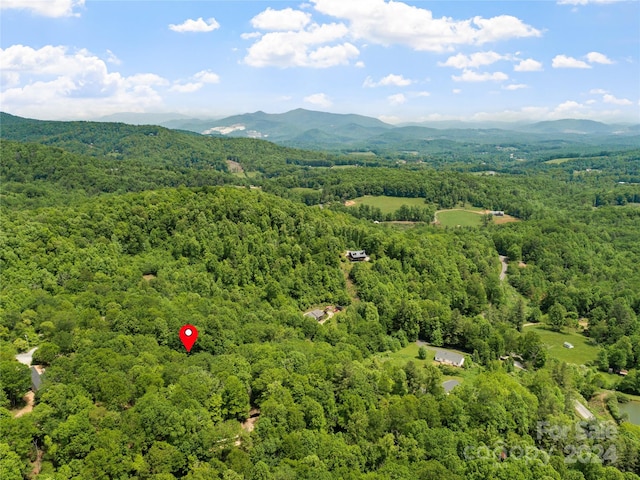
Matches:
[[348, 195, 428, 215], [436, 209, 483, 227], [523, 324, 598, 365]]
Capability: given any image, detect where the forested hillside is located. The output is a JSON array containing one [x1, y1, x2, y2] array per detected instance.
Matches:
[[1, 115, 640, 479]]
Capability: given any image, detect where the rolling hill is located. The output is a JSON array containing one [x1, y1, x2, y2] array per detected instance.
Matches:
[[158, 109, 640, 153]]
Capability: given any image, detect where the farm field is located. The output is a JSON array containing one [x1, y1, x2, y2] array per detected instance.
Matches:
[[545, 156, 607, 165], [435, 208, 519, 227], [436, 209, 484, 227], [346, 195, 428, 214], [522, 324, 599, 365]]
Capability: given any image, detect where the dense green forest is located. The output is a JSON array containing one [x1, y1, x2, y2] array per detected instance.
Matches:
[[1, 114, 640, 479]]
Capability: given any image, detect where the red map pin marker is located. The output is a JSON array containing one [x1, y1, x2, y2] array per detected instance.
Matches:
[[179, 324, 198, 352]]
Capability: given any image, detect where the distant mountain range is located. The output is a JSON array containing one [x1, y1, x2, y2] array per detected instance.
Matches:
[[150, 109, 640, 151], [5, 109, 639, 154]]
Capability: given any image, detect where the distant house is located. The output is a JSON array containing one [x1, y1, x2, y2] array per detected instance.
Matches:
[[347, 250, 367, 261], [304, 309, 326, 322], [563, 342, 574, 349], [434, 350, 465, 367], [489, 210, 505, 216]]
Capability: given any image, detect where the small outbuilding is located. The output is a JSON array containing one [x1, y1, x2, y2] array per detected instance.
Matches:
[[304, 309, 326, 322], [347, 250, 368, 261]]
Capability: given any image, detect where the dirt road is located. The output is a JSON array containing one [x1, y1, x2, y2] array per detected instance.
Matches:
[[499, 255, 508, 281]]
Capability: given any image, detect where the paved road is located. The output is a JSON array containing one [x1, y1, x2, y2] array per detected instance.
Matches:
[[499, 255, 508, 281], [15, 347, 38, 367]]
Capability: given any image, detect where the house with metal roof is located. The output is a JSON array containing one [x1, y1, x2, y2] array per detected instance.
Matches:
[[434, 350, 465, 367]]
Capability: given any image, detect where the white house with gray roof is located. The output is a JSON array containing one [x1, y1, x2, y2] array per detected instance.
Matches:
[[434, 350, 465, 367]]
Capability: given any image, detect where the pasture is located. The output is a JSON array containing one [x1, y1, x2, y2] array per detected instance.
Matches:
[[522, 324, 598, 365], [436, 209, 484, 227], [347, 195, 428, 215]]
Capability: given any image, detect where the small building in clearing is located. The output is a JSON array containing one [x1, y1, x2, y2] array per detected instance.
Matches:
[[304, 309, 326, 322], [434, 350, 465, 367], [489, 210, 505, 216], [347, 250, 368, 261]]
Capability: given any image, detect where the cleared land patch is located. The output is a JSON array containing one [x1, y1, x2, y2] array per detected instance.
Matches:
[[435, 209, 483, 227], [545, 156, 607, 165], [434, 208, 519, 227], [346, 195, 427, 215], [522, 324, 598, 365]]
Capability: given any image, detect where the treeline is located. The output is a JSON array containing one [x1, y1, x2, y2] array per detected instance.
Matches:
[[330, 203, 435, 223]]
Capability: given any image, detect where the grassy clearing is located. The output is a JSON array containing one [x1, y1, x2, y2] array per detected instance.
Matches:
[[493, 214, 519, 225], [545, 156, 607, 165], [376, 343, 435, 366], [523, 324, 598, 365], [544, 157, 576, 165], [436, 209, 483, 227], [348, 195, 428, 215]]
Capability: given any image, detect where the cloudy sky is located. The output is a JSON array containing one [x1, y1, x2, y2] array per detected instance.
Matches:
[[1, 0, 639, 123]]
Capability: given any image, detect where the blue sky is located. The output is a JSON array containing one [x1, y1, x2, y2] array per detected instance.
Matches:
[[1, 0, 638, 123]]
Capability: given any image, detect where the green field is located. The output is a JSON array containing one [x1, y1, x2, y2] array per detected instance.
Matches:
[[349, 195, 428, 215], [523, 324, 598, 365], [545, 157, 576, 165], [545, 156, 606, 165], [436, 209, 483, 227], [376, 342, 435, 365]]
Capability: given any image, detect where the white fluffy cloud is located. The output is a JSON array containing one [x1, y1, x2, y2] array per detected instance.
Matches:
[[304, 93, 332, 107], [514, 58, 543, 71], [251, 7, 312, 31], [503, 83, 528, 90], [0, 45, 169, 118], [440, 51, 507, 69], [170, 70, 220, 94], [241, 32, 262, 40], [245, 1, 539, 68], [169, 17, 220, 33], [363, 74, 412, 87], [311, 0, 541, 52], [452, 69, 509, 82], [193, 70, 220, 84], [244, 23, 359, 68], [388, 93, 407, 105], [602, 94, 632, 105], [170, 82, 203, 93], [0, 0, 84, 17], [585, 51, 613, 64], [552, 55, 591, 68]]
